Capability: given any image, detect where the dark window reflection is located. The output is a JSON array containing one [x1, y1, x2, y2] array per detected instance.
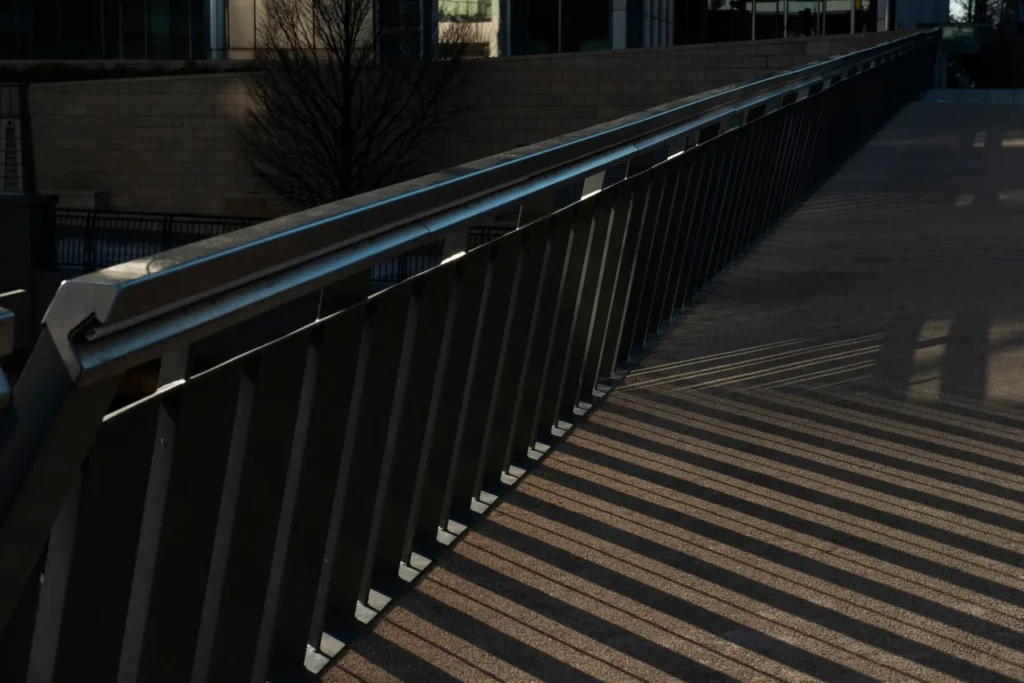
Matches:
[[1, 0, 208, 60], [511, 0, 611, 55]]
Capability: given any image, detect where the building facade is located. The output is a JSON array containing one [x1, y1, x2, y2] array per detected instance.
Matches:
[[0, 0, 921, 62], [506, 0, 894, 56], [0, 0, 216, 60]]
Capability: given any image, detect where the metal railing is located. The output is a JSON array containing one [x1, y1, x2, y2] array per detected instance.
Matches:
[[0, 29, 939, 683], [0, 307, 12, 410], [48, 209, 469, 286]]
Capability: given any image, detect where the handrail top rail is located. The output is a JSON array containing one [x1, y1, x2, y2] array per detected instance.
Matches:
[[0, 307, 13, 411], [42, 29, 940, 382], [0, 308, 13, 359]]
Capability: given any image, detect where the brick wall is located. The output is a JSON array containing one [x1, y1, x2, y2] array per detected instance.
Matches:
[[29, 32, 907, 217], [30, 74, 268, 215]]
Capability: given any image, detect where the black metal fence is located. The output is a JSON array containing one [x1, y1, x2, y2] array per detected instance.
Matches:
[[49, 210, 506, 285], [369, 240, 445, 283], [0, 31, 939, 683], [53, 209, 258, 271], [469, 226, 513, 249]]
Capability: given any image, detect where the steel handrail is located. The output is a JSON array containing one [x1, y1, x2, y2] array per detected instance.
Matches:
[[42, 29, 940, 387], [0, 307, 13, 410]]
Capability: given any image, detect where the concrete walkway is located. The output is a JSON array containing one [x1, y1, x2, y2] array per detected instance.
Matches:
[[324, 97, 1024, 682]]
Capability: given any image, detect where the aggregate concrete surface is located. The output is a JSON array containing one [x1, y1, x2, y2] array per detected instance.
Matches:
[[323, 97, 1024, 682]]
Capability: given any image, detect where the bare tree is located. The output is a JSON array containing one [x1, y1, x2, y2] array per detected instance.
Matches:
[[240, 0, 477, 210], [952, 0, 1014, 24]]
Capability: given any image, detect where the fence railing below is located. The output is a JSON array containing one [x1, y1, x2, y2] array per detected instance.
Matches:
[[52, 209, 258, 271], [51, 209, 515, 285]]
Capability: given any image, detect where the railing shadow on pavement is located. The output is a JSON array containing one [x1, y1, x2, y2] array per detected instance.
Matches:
[[0, 29, 941, 683], [331, 298, 1024, 681]]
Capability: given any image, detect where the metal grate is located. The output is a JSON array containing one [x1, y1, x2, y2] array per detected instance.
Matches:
[[0, 85, 25, 193]]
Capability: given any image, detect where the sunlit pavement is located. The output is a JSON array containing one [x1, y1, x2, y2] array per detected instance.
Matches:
[[324, 96, 1024, 682]]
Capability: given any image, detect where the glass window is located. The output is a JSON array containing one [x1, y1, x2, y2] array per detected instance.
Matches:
[[562, 0, 609, 51], [514, 0, 557, 54], [440, 0, 493, 21], [0, 0, 209, 60], [61, 0, 103, 58]]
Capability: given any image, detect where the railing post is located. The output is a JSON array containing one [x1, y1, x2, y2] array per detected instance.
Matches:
[[318, 272, 371, 318], [0, 307, 13, 411], [17, 85, 36, 194], [0, 193, 56, 289], [162, 214, 173, 252], [442, 227, 469, 259], [84, 210, 97, 272]]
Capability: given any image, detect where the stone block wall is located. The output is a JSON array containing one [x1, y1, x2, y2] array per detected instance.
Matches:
[[29, 31, 908, 216], [30, 74, 268, 215], [440, 32, 902, 165]]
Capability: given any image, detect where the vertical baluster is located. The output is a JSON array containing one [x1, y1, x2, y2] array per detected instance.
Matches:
[[780, 101, 815, 216], [600, 172, 651, 378], [445, 235, 521, 521], [315, 291, 411, 633], [367, 268, 452, 584], [190, 332, 310, 683], [765, 106, 802, 226], [798, 96, 828, 198], [681, 141, 723, 305], [797, 96, 827, 201], [694, 132, 738, 294], [503, 215, 566, 467], [481, 221, 550, 485], [669, 147, 709, 314], [637, 160, 685, 338], [401, 267, 459, 562], [581, 180, 635, 397], [28, 403, 161, 683], [622, 168, 669, 352], [554, 189, 617, 421], [249, 326, 328, 682], [656, 149, 699, 322], [116, 364, 248, 683], [787, 99, 816, 209], [726, 115, 767, 263], [475, 228, 536, 493], [408, 253, 487, 553], [753, 113, 787, 242], [335, 286, 418, 612], [559, 187, 621, 411], [712, 127, 755, 276], [532, 197, 598, 439], [264, 310, 363, 669], [84, 211, 95, 271], [690, 134, 732, 295], [647, 156, 695, 332]]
